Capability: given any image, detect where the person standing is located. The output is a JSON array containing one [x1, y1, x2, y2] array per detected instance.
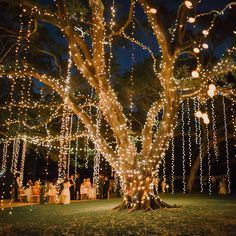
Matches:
[[98, 173, 104, 199], [103, 176, 110, 199], [75, 173, 82, 200], [59, 178, 71, 204], [13, 173, 21, 202], [69, 175, 75, 200]]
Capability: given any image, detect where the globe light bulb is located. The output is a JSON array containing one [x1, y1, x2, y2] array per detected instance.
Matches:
[[207, 90, 214, 98], [195, 111, 202, 118], [202, 30, 209, 36], [193, 47, 200, 53], [203, 118, 210, 124], [191, 70, 199, 78], [185, 1, 193, 9], [202, 113, 208, 120], [188, 17, 195, 23], [202, 43, 209, 49], [209, 84, 216, 91], [150, 8, 157, 14]]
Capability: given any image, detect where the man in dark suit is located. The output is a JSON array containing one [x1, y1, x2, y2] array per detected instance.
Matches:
[[75, 173, 82, 200], [69, 175, 75, 200]]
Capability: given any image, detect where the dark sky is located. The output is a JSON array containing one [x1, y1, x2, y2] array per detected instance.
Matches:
[[38, 0, 235, 72]]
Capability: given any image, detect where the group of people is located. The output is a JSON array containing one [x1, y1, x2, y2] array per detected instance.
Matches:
[[12, 173, 57, 203], [12, 172, 112, 205], [59, 174, 96, 204], [58, 173, 111, 204], [97, 173, 110, 199]]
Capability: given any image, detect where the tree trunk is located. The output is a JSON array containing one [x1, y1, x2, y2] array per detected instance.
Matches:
[[114, 172, 177, 212]]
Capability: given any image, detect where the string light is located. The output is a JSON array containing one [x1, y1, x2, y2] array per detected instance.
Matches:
[[58, 51, 72, 180], [181, 102, 186, 193], [204, 109, 212, 195], [0, 0, 235, 211], [11, 139, 20, 175], [185, 1, 193, 9], [171, 138, 175, 194], [1, 142, 8, 171], [198, 115, 204, 192], [186, 99, 192, 167], [222, 96, 231, 193], [20, 140, 27, 185], [210, 98, 219, 161], [74, 117, 80, 174]]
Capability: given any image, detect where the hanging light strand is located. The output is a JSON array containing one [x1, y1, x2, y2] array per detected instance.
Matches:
[[11, 139, 20, 175], [186, 98, 192, 167], [205, 120, 212, 195], [171, 137, 175, 194], [74, 117, 80, 174], [1, 142, 9, 171], [210, 98, 219, 161], [222, 96, 231, 193], [181, 101, 186, 193], [20, 140, 27, 185]]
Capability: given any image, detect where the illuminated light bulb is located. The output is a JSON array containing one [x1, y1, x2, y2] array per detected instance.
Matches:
[[188, 17, 195, 23], [185, 1, 193, 9], [207, 90, 214, 98], [202, 30, 209, 36], [191, 70, 199, 78], [203, 118, 210, 124], [202, 43, 209, 49], [150, 8, 157, 14], [193, 47, 200, 53], [202, 113, 208, 120], [209, 84, 216, 91], [195, 111, 202, 118]]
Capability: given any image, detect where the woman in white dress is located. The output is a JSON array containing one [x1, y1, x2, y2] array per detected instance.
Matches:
[[24, 180, 33, 202], [59, 178, 71, 204]]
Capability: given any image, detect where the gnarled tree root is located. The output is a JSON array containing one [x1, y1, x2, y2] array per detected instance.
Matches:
[[113, 194, 178, 212]]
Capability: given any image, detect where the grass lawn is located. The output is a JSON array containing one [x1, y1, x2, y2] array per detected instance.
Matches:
[[0, 194, 236, 236]]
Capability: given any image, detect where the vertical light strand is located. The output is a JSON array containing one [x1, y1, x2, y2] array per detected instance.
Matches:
[[171, 137, 175, 194], [205, 120, 212, 195], [85, 137, 89, 169], [58, 51, 72, 180], [20, 140, 27, 185], [67, 115, 73, 176], [162, 155, 166, 185], [222, 96, 231, 193], [128, 4, 135, 130], [107, 0, 115, 82], [230, 99, 236, 157], [210, 98, 219, 161], [181, 101, 186, 193], [11, 139, 20, 175], [186, 98, 192, 167], [196, 99, 204, 192], [193, 98, 199, 145], [44, 143, 51, 180], [1, 142, 8, 171], [1, 142, 8, 211], [74, 117, 80, 174], [21, 9, 34, 128], [6, 10, 24, 131], [198, 122, 204, 192]]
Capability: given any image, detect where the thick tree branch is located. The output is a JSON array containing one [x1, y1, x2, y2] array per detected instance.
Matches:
[[113, 0, 135, 36], [138, 0, 169, 58], [141, 99, 164, 157], [0, 69, 119, 168]]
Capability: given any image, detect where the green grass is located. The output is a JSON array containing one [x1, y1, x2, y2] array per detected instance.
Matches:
[[0, 194, 236, 236]]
